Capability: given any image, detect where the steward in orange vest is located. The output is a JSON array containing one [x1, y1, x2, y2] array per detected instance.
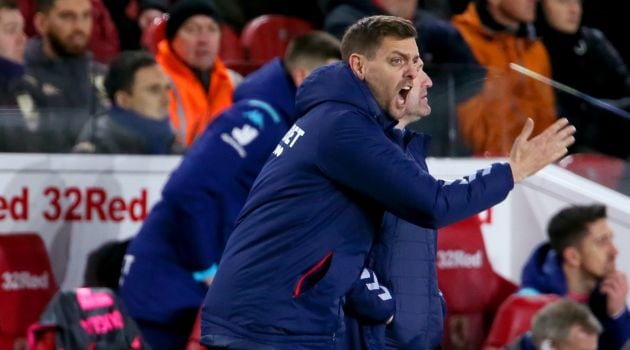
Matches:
[[453, 0, 557, 155], [157, 0, 237, 146]]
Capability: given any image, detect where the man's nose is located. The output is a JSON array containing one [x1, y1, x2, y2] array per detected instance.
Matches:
[[404, 62, 418, 80], [424, 73, 433, 89], [611, 243, 619, 257]]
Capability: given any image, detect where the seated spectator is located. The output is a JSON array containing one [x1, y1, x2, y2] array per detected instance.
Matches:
[[156, 0, 240, 147], [0, 0, 26, 98], [536, 0, 630, 158], [136, 0, 169, 30], [26, 0, 108, 153], [73, 51, 183, 154], [322, 0, 486, 156], [508, 298, 602, 350], [119, 31, 341, 350], [518, 204, 630, 349], [0, 0, 38, 152], [19, 0, 119, 63], [113, 0, 171, 50], [452, 0, 557, 155], [212, 0, 324, 32], [581, 0, 630, 69]]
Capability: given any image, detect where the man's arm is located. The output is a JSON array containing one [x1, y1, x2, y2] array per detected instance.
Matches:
[[317, 114, 574, 229], [344, 268, 395, 324], [162, 102, 285, 271]]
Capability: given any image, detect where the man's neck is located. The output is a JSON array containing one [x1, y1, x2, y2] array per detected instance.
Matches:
[[42, 39, 58, 59], [41, 38, 85, 60], [483, 2, 520, 32], [563, 264, 597, 296]]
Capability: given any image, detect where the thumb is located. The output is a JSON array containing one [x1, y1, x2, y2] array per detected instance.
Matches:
[[517, 118, 534, 143]]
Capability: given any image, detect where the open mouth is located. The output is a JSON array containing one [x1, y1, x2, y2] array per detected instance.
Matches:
[[396, 86, 412, 106]]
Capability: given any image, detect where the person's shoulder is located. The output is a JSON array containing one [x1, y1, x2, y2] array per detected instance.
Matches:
[[90, 58, 108, 74], [325, 2, 370, 19], [418, 11, 459, 34], [198, 99, 289, 151], [312, 108, 386, 139], [323, 3, 371, 38], [581, 26, 605, 41], [215, 99, 286, 131]]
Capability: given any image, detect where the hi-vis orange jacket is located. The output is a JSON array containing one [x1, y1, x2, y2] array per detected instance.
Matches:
[[452, 3, 557, 155], [157, 40, 234, 146]]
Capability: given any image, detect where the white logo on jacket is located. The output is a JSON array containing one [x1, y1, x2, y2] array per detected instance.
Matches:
[[221, 124, 260, 158], [281, 125, 305, 148], [360, 268, 392, 301], [273, 125, 305, 158]]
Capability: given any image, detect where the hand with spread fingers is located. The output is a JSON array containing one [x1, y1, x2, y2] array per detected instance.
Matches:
[[509, 117, 576, 183]]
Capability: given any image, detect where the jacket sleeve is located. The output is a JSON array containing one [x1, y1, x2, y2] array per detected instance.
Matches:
[[161, 102, 284, 271], [587, 28, 630, 98], [317, 113, 514, 229], [344, 268, 395, 324], [598, 307, 630, 350]]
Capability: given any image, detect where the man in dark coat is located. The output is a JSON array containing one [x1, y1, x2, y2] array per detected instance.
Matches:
[[199, 15, 575, 349], [119, 32, 343, 350]]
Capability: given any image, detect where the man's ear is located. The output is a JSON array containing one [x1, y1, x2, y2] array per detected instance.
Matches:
[[348, 53, 366, 80], [114, 90, 132, 109], [33, 12, 47, 36], [563, 246, 581, 267], [289, 67, 308, 87]]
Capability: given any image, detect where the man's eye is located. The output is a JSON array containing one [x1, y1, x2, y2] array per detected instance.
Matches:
[[391, 58, 402, 65]]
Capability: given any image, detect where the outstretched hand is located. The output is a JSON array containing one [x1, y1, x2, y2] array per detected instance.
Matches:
[[509, 118, 576, 183]]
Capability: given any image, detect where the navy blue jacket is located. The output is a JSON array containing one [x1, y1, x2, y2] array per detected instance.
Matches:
[[0, 57, 37, 152], [200, 62, 514, 349], [520, 243, 630, 350], [344, 131, 446, 350], [74, 106, 182, 154], [119, 58, 299, 344], [373, 132, 445, 350]]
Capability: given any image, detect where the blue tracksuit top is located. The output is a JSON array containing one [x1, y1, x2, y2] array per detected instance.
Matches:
[[200, 62, 514, 349], [344, 131, 447, 350], [520, 243, 630, 350], [371, 131, 447, 350], [120, 58, 299, 327]]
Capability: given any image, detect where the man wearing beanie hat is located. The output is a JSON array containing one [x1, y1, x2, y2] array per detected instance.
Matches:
[[156, 0, 238, 147]]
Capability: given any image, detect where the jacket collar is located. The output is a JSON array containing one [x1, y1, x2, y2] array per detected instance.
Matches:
[[458, 2, 536, 39]]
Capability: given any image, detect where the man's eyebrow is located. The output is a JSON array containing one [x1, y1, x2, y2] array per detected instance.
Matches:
[[390, 50, 412, 59], [390, 51, 422, 64]]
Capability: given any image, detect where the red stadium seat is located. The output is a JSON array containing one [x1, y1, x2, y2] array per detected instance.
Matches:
[[219, 24, 261, 76], [437, 215, 518, 350], [185, 308, 204, 350], [240, 15, 314, 65], [220, 24, 244, 62], [141, 15, 250, 74], [558, 153, 626, 190], [0, 233, 58, 350], [483, 294, 560, 350], [141, 14, 168, 55]]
